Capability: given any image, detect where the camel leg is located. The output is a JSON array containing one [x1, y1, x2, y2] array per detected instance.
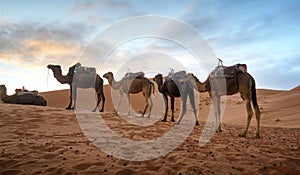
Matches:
[[212, 94, 221, 132], [239, 98, 253, 137], [177, 93, 187, 125], [148, 95, 153, 118], [142, 95, 149, 117], [254, 104, 261, 138], [116, 92, 123, 113], [92, 92, 101, 112], [189, 90, 199, 125], [127, 93, 131, 116], [72, 85, 77, 110], [66, 85, 73, 110], [162, 94, 168, 122], [100, 92, 105, 112], [170, 97, 175, 122]]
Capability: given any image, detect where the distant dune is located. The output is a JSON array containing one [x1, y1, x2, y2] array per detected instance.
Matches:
[[40, 84, 300, 128]]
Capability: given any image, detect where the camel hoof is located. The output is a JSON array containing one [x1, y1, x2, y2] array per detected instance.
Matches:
[[216, 129, 222, 133], [171, 119, 175, 122], [238, 134, 246, 137], [255, 134, 260, 139], [195, 121, 199, 126], [66, 107, 72, 110], [176, 122, 180, 125], [100, 109, 104, 112], [161, 119, 167, 122]]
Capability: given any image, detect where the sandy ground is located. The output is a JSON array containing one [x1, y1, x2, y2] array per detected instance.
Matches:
[[0, 85, 299, 174]]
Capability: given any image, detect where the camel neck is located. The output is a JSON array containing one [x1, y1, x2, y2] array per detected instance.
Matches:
[[52, 69, 70, 84], [197, 79, 209, 92], [108, 76, 122, 90], [157, 80, 164, 93]]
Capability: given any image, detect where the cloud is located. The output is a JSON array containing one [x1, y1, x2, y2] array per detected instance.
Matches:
[[71, 0, 132, 12], [0, 21, 89, 69], [69, 0, 137, 26]]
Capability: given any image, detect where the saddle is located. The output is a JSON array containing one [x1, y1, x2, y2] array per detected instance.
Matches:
[[122, 71, 145, 93], [166, 70, 186, 82], [15, 87, 39, 96], [209, 64, 247, 79], [75, 66, 96, 75], [166, 70, 187, 92], [123, 71, 145, 79]]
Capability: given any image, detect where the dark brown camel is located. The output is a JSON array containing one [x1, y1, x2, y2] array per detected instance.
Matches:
[[0, 85, 47, 106], [181, 66, 261, 138], [47, 63, 105, 112], [103, 72, 154, 117], [153, 74, 199, 125]]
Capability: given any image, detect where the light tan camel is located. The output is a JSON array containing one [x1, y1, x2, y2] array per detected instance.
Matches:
[[47, 63, 105, 112], [0, 85, 47, 106], [181, 66, 261, 138], [103, 72, 154, 117]]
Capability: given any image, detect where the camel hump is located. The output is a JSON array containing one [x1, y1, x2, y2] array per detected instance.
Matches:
[[124, 72, 145, 79], [210, 63, 247, 79]]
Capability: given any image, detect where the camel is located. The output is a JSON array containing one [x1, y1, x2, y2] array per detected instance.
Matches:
[[180, 64, 261, 138], [153, 73, 199, 125], [103, 72, 154, 117], [0, 85, 47, 106], [47, 63, 105, 112]]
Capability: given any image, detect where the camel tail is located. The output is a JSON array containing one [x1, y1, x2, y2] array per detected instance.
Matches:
[[250, 75, 258, 108]]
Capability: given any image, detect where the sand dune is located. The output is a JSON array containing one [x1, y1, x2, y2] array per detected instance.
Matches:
[[1, 85, 300, 174], [40, 84, 300, 128]]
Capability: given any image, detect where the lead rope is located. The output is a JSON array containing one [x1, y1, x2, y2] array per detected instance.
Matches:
[[47, 68, 49, 89]]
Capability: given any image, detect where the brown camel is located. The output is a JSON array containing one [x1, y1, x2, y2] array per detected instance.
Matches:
[[47, 63, 105, 112], [153, 74, 199, 125], [0, 85, 47, 106], [103, 72, 154, 117], [181, 65, 261, 138]]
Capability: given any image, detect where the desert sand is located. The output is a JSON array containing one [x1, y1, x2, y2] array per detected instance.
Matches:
[[0, 85, 299, 174]]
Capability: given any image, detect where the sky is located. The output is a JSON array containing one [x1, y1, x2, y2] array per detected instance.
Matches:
[[0, 0, 300, 94]]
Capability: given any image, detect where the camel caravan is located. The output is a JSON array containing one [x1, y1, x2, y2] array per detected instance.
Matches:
[[0, 59, 261, 138]]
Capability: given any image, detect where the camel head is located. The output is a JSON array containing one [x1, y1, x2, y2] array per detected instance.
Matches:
[[103, 72, 113, 80], [0, 85, 7, 98], [153, 74, 163, 85], [47, 64, 61, 72]]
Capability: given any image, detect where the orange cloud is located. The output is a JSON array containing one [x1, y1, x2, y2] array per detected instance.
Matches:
[[23, 40, 81, 56], [0, 39, 83, 68]]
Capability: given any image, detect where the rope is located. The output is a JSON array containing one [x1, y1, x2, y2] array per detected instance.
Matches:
[[47, 68, 49, 89]]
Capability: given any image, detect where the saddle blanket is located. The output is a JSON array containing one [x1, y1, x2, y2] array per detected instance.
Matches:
[[124, 72, 145, 79], [210, 64, 247, 79], [75, 66, 96, 75]]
